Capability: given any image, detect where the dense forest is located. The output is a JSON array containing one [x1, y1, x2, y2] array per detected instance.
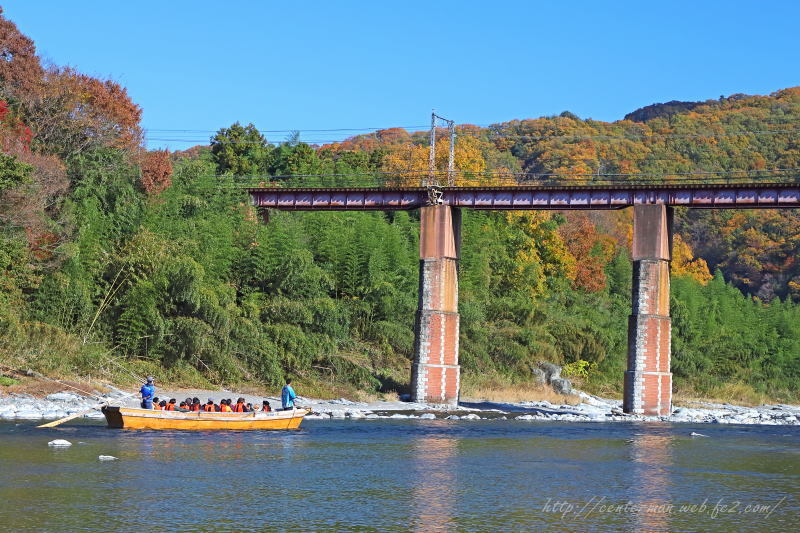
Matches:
[[1, 9, 798, 403]]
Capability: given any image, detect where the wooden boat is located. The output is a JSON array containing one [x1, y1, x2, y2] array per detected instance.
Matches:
[[101, 405, 309, 430]]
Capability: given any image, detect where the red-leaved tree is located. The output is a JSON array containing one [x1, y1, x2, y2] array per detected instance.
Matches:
[[139, 149, 172, 194]]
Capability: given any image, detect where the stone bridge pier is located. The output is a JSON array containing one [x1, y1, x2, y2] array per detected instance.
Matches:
[[624, 204, 673, 416], [411, 205, 461, 406]]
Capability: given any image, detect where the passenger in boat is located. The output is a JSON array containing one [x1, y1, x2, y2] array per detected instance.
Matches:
[[261, 400, 272, 412], [158, 400, 167, 410], [178, 401, 188, 410], [203, 399, 215, 412], [233, 398, 248, 412], [165, 398, 177, 411], [140, 376, 155, 409], [219, 400, 233, 412], [281, 379, 297, 410], [191, 398, 201, 412], [151, 397, 159, 409], [246, 403, 254, 411]]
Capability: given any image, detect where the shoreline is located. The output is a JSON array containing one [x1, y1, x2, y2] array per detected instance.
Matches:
[[1, 385, 799, 426]]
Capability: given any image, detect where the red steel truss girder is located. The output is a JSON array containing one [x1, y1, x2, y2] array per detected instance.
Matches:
[[248, 184, 800, 211]]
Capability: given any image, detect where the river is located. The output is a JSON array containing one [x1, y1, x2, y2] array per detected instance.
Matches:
[[0, 420, 797, 531]]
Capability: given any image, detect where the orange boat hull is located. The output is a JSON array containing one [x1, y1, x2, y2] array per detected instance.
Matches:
[[101, 406, 308, 430]]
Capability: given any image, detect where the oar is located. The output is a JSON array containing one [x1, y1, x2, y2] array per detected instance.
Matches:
[[37, 405, 102, 428], [37, 391, 138, 428]]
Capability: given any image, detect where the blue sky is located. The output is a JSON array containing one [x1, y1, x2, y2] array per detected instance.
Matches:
[[3, 1, 799, 149]]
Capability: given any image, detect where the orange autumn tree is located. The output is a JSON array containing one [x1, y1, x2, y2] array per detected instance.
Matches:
[[23, 66, 143, 156], [671, 234, 712, 284], [0, 7, 44, 100], [381, 133, 488, 186], [139, 149, 173, 195], [558, 212, 617, 292]]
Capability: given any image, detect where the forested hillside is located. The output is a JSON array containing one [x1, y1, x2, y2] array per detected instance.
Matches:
[[1, 9, 798, 403]]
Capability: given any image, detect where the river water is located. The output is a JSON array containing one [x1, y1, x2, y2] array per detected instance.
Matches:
[[0, 419, 797, 532]]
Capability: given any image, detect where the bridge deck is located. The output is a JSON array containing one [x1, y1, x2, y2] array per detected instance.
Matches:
[[248, 183, 800, 210]]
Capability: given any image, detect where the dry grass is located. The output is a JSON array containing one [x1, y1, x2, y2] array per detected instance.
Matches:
[[461, 382, 581, 405], [673, 382, 772, 407]]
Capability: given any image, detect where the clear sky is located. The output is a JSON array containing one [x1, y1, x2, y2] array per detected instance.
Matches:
[[3, 1, 799, 149]]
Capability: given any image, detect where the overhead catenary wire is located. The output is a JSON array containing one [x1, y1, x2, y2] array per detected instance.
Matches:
[[182, 168, 800, 190]]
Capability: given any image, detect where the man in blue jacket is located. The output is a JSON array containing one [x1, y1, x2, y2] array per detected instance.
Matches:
[[281, 379, 297, 410], [140, 376, 156, 409]]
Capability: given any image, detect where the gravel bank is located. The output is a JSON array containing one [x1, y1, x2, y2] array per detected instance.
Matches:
[[2, 387, 799, 425]]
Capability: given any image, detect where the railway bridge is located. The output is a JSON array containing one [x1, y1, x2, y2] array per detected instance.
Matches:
[[248, 179, 800, 415]]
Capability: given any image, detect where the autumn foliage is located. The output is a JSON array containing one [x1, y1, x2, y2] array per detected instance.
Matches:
[[559, 213, 617, 292], [139, 149, 173, 194], [1, 7, 800, 402], [0, 8, 43, 98], [0, 9, 142, 157]]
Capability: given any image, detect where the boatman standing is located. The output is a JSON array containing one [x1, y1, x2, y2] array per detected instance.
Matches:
[[281, 379, 297, 410], [140, 376, 155, 409]]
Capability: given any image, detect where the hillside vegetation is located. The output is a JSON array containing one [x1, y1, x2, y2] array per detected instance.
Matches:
[[0, 10, 798, 403]]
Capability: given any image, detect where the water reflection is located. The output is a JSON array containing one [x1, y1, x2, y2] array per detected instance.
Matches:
[[411, 432, 458, 532], [629, 426, 674, 532]]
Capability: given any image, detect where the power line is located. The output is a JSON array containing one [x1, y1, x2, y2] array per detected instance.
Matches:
[[144, 125, 432, 134], [146, 127, 800, 146]]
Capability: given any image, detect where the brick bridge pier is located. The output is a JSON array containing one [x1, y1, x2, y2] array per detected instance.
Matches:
[[250, 182, 800, 414], [411, 205, 462, 405], [625, 205, 673, 415]]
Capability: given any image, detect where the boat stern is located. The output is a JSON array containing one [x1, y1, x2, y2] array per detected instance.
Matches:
[[101, 405, 124, 428]]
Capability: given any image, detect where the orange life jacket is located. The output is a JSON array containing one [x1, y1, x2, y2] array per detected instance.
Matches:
[[191, 403, 201, 412], [220, 404, 232, 412], [233, 403, 246, 413], [165, 403, 175, 411], [203, 404, 214, 412]]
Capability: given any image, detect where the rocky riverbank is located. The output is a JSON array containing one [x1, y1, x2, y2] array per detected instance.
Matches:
[[1, 387, 799, 425]]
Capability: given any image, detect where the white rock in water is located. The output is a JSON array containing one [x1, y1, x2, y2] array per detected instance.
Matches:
[[516, 414, 535, 420], [389, 414, 409, 419], [691, 432, 709, 437], [329, 410, 346, 418], [346, 411, 365, 419], [48, 439, 72, 447], [98, 455, 117, 461], [445, 415, 460, 420], [419, 413, 436, 420], [461, 413, 480, 420], [365, 413, 379, 419]]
